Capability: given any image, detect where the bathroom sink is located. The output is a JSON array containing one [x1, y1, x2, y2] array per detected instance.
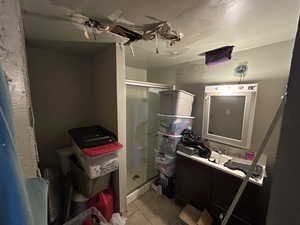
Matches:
[[210, 151, 231, 165]]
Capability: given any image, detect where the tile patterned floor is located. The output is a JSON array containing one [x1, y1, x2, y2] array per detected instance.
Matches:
[[126, 190, 184, 225]]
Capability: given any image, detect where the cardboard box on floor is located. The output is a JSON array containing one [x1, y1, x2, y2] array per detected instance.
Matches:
[[179, 204, 213, 225]]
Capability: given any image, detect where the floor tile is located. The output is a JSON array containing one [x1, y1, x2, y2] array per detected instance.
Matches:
[[139, 193, 183, 225], [126, 201, 139, 217], [134, 190, 160, 209], [127, 210, 152, 225], [126, 190, 184, 225]]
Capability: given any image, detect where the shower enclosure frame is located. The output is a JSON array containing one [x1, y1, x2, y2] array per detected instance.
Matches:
[[125, 79, 173, 202], [126, 79, 174, 89]]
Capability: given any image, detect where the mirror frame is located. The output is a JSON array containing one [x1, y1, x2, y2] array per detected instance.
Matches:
[[202, 84, 258, 149]]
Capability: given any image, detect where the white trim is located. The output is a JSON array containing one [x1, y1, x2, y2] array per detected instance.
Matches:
[[204, 83, 257, 93], [157, 113, 195, 119], [160, 89, 195, 96], [202, 84, 258, 149], [126, 178, 155, 204], [125, 79, 172, 89]]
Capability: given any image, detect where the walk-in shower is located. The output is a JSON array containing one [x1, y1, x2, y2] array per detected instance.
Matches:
[[125, 80, 171, 193]]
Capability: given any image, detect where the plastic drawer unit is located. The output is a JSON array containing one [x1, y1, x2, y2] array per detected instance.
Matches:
[[157, 132, 182, 155], [70, 158, 111, 198], [155, 150, 176, 177], [158, 114, 194, 135], [159, 90, 194, 116]]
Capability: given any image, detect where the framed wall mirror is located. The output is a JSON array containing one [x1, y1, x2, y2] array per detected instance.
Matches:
[[202, 84, 258, 149]]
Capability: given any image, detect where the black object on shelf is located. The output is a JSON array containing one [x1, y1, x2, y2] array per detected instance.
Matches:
[[181, 129, 211, 159], [68, 125, 117, 149]]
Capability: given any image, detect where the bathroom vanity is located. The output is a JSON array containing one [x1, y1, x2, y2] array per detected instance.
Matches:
[[175, 151, 268, 225], [175, 84, 269, 225]]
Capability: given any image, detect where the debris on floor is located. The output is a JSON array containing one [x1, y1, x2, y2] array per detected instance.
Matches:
[[110, 213, 127, 225], [179, 204, 213, 225], [63, 207, 107, 225]]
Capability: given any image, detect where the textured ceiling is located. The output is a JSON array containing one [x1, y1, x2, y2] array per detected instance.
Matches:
[[21, 0, 300, 68]]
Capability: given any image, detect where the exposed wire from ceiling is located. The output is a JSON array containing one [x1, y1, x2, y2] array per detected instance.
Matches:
[[23, 10, 183, 55]]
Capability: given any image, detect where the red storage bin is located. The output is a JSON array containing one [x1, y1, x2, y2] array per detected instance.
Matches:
[[88, 188, 114, 221], [82, 142, 123, 156]]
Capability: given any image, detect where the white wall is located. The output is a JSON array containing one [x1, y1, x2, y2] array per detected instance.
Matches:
[[125, 65, 176, 85], [175, 41, 294, 84], [148, 40, 294, 169], [92, 45, 119, 133], [0, 0, 38, 177], [116, 45, 127, 213], [27, 47, 95, 168], [147, 67, 176, 84], [92, 44, 127, 213], [126, 66, 147, 81]]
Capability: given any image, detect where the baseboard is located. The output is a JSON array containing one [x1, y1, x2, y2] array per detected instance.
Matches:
[[126, 178, 156, 204]]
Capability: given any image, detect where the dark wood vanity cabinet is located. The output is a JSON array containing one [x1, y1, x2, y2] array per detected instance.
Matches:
[[175, 154, 269, 225], [175, 154, 212, 208]]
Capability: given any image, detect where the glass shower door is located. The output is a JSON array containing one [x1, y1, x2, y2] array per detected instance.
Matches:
[[126, 85, 162, 193]]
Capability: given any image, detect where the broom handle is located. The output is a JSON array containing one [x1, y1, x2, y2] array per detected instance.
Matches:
[[221, 95, 286, 225]]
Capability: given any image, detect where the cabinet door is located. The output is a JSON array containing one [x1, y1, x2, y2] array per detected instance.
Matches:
[[175, 155, 212, 209], [211, 169, 267, 225]]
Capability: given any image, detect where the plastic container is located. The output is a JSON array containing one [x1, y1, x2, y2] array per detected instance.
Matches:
[[155, 150, 176, 164], [70, 159, 111, 198], [156, 161, 176, 177], [160, 173, 175, 198], [63, 207, 107, 225], [159, 90, 194, 116], [72, 141, 120, 179], [157, 163, 176, 177], [157, 132, 182, 155], [155, 149, 176, 176], [56, 147, 73, 175], [70, 191, 88, 218], [68, 126, 117, 149], [158, 114, 194, 135]]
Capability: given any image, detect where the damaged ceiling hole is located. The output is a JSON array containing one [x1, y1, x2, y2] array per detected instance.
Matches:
[[22, 9, 183, 55], [81, 15, 183, 54], [200, 45, 234, 66]]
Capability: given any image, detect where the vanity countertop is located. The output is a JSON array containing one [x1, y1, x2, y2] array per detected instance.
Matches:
[[177, 150, 266, 186]]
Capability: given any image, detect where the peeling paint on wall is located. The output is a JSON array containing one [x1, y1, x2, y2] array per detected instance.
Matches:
[[0, 0, 38, 177]]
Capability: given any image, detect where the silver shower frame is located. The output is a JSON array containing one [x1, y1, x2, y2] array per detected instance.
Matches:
[[125, 79, 173, 89]]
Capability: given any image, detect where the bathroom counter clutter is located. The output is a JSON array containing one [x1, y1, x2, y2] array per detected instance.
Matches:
[[177, 150, 266, 186]]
